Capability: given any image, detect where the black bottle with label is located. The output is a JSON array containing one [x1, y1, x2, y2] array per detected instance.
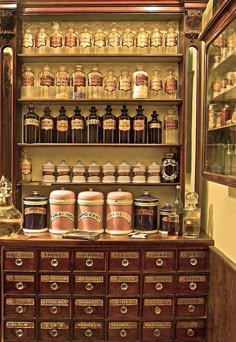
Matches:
[[40, 106, 55, 143], [86, 106, 101, 143], [55, 106, 71, 143], [71, 106, 85, 143], [118, 105, 131, 143], [133, 104, 147, 144], [102, 105, 117, 143], [24, 103, 40, 143], [148, 110, 162, 144]]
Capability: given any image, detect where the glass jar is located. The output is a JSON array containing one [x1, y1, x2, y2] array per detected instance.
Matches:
[[163, 108, 179, 144], [71, 64, 87, 99], [183, 192, 201, 238], [132, 64, 148, 99], [134, 190, 158, 234], [160, 152, 179, 183]]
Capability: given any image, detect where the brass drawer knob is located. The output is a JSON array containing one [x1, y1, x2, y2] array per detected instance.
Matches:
[[121, 259, 129, 267], [15, 258, 23, 266], [85, 329, 93, 337], [120, 305, 128, 314], [50, 329, 58, 337], [190, 258, 198, 266], [188, 304, 196, 313], [16, 282, 24, 290], [51, 258, 59, 267], [156, 258, 164, 267], [155, 306, 162, 315], [16, 305, 24, 314], [120, 329, 127, 337], [50, 282, 59, 291], [120, 282, 128, 291], [189, 282, 197, 290], [85, 306, 94, 314], [154, 328, 161, 337], [85, 282, 94, 291], [85, 259, 94, 267], [155, 282, 163, 291], [15, 328, 24, 338], [50, 306, 58, 314], [187, 328, 195, 337]]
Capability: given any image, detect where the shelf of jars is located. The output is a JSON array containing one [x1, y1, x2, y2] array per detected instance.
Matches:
[[17, 143, 182, 147], [211, 83, 236, 101], [17, 99, 183, 105], [17, 182, 180, 187], [208, 122, 236, 132]]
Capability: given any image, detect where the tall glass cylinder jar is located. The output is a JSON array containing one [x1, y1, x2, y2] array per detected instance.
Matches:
[[163, 108, 179, 144]]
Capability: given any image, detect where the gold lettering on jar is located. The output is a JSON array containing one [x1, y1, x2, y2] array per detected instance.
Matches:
[[41, 118, 54, 130], [71, 118, 84, 130], [24, 118, 39, 126], [119, 119, 130, 131], [57, 120, 68, 132], [103, 119, 116, 130], [25, 207, 46, 215]]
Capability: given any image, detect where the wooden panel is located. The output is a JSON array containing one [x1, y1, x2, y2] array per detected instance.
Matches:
[[207, 247, 236, 342]]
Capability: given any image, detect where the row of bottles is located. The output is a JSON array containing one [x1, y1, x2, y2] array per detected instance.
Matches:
[[23, 104, 179, 144], [22, 21, 179, 55], [21, 64, 178, 100]]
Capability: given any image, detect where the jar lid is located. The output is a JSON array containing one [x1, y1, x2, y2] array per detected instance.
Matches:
[[78, 189, 104, 201], [103, 161, 115, 171], [133, 162, 146, 172], [134, 190, 158, 203], [72, 160, 86, 171], [57, 160, 70, 170], [148, 162, 160, 171], [107, 189, 133, 202], [23, 190, 48, 202], [49, 189, 75, 200], [42, 161, 56, 170], [160, 202, 173, 212]]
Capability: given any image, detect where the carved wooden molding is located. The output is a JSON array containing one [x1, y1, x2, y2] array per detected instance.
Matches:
[[184, 9, 204, 42]]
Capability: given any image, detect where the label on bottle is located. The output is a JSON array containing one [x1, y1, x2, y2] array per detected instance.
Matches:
[[135, 73, 148, 86], [94, 33, 106, 47], [107, 211, 131, 223], [122, 35, 134, 47], [104, 78, 117, 92], [71, 118, 84, 129], [24, 207, 46, 215], [35, 32, 47, 48], [108, 35, 120, 47], [24, 118, 39, 126], [21, 75, 34, 86], [150, 122, 161, 128], [80, 33, 92, 48], [22, 34, 34, 48], [40, 75, 55, 87], [165, 75, 177, 94], [150, 79, 163, 91], [119, 77, 131, 91], [72, 75, 86, 87], [165, 32, 178, 47], [133, 119, 145, 131], [137, 33, 148, 48], [103, 118, 116, 130], [50, 34, 62, 48], [119, 119, 130, 131], [41, 118, 54, 130], [136, 208, 154, 216], [78, 211, 101, 223], [57, 120, 68, 131], [164, 119, 178, 130], [65, 33, 77, 47], [150, 33, 163, 47], [88, 74, 103, 87], [51, 211, 74, 222], [20, 160, 32, 175], [86, 119, 100, 126], [56, 74, 70, 86]]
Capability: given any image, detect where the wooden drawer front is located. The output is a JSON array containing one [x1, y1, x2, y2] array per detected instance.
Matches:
[[39, 322, 70, 341], [4, 251, 36, 271], [74, 251, 105, 271], [4, 274, 36, 295], [108, 321, 139, 341], [178, 250, 208, 271], [4, 321, 35, 340], [74, 275, 105, 296], [74, 321, 104, 340], [39, 251, 70, 271], [176, 297, 206, 317], [177, 275, 208, 295], [143, 275, 175, 295], [109, 275, 139, 295], [142, 321, 174, 341], [144, 251, 175, 272], [74, 298, 105, 318], [109, 251, 140, 271], [39, 275, 70, 294], [143, 298, 174, 318], [39, 298, 70, 318], [108, 298, 139, 319], [5, 297, 36, 317], [176, 320, 206, 340]]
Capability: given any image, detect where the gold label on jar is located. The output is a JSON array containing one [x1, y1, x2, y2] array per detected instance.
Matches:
[[41, 322, 69, 329], [145, 276, 172, 282], [78, 211, 101, 223], [6, 298, 35, 305], [75, 322, 103, 329], [111, 252, 139, 259], [110, 299, 137, 306], [149, 122, 162, 128], [107, 211, 131, 223], [144, 299, 172, 306], [143, 322, 171, 328], [75, 299, 103, 306], [109, 322, 137, 329], [25, 207, 46, 215], [6, 322, 34, 328], [146, 251, 173, 258], [179, 275, 206, 282], [51, 211, 74, 222], [65, 33, 77, 47], [110, 276, 138, 282], [40, 275, 69, 282], [6, 275, 34, 282], [177, 321, 204, 328], [76, 252, 104, 259], [119, 119, 130, 131], [75, 275, 104, 283], [40, 76, 55, 87], [40, 299, 69, 306], [41, 118, 54, 129], [133, 119, 145, 131], [6, 251, 34, 258], [103, 119, 116, 130], [24, 118, 39, 126], [177, 298, 204, 305], [41, 251, 69, 258], [180, 251, 206, 258], [71, 118, 84, 130], [57, 120, 68, 132]]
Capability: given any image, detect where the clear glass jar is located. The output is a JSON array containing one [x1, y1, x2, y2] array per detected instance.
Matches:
[[150, 24, 163, 54], [118, 66, 132, 99], [64, 25, 78, 54], [35, 26, 48, 54], [50, 22, 63, 54], [164, 66, 178, 99], [21, 66, 35, 98], [21, 25, 34, 54], [38, 65, 55, 98], [121, 25, 135, 54], [71, 64, 86, 99], [79, 25, 92, 53], [149, 67, 163, 98], [183, 192, 201, 238], [87, 65, 103, 98], [164, 22, 178, 54], [132, 64, 148, 99], [163, 108, 179, 144], [136, 23, 149, 54], [103, 68, 118, 99], [93, 24, 107, 54], [55, 65, 70, 99], [108, 22, 121, 54]]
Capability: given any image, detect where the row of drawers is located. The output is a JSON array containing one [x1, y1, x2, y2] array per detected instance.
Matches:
[[3, 249, 209, 272], [4, 320, 206, 341]]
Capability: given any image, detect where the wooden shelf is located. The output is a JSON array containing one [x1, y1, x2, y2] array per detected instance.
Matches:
[[17, 143, 181, 148], [18, 181, 180, 187], [208, 122, 236, 132]]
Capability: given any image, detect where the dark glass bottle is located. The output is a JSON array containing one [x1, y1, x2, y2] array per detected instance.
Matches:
[[118, 105, 131, 143], [148, 110, 162, 144], [71, 106, 85, 143], [24, 103, 39, 143], [133, 104, 147, 144], [102, 105, 117, 143], [86, 106, 101, 143], [55, 106, 71, 143], [160, 152, 179, 183], [40, 106, 55, 143]]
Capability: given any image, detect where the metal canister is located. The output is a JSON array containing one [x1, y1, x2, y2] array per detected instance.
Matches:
[[134, 190, 158, 234], [77, 189, 104, 233], [106, 189, 133, 235], [23, 190, 48, 233], [159, 202, 173, 234], [49, 189, 75, 234]]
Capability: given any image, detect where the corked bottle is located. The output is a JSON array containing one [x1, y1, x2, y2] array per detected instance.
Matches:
[[117, 105, 131, 143], [71, 106, 85, 143], [55, 106, 71, 143], [24, 103, 40, 143], [132, 104, 147, 144], [102, 104, 117, 143], [86, 106, 101, 143], [40, 106, 55, 143]]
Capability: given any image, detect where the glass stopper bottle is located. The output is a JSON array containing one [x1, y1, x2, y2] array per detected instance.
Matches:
[[118, 66, 132, 99], [71, 64, 87, 99], [24, 103, 39, 143], [150, 24, 163, 54], [103, 68, 118, 99], [102, 104, 117, 143], [133, 105, 147, 144], [121, 25, 135, 54], [136, 23, 149, 54], [40, 106, 55, 143], [71, 106, 85, 143], [183, 192, 201, 238], [50, 21, 63, 53], [164, 21, 178, 54], [38, 65, 55, 98], [173, 184, 184, 235], [21, 25, 34, 54], [21, 66, 35, 99], [118, 105, 131, 143], [132, 64, 148, 99], [55, 65, 71, 99], [164, 66, 178, 99], [149, 67, 163, 98], [93, 24, 107, 54], [108, 22, 121, 54], [55, 106, 71, 143], [78, 25, 92, 53], [168, 209, 179, 237], [35, 26, 48, 54], [86, 106, 101, 143], [87, 65, 103, 99], [163, 108, 179, 144], [148, 110, 162, 144], [19, 149, 32, 183], [64, 25, 78, 54]]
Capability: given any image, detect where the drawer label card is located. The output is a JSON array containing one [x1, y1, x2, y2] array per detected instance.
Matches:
[[6, 275, 34, 282], [144, 299, 172, 306], [109, 322, 137, 329], [41, 251, 69, 258], [6, 322, 34, 328], [180, 251, 206, 258], [76, 252, 104, 259], [177, 298, 205, 305], [111, 252, 139, 259], [146, 251, 173, 258], [179, 275, 206, 282], [6, 251, 34, 258], [75, 322, 103, 329], [75, 299, 103, 306], [110, 276, 138, 282], [40, 275, 69, 282], [40, 299, 69, 306], [75, 276, 104, 283], [41, 322, 69, 329], [6, 298, 35, 305], [143, 322, 171, 329], [110, 299, 138, 306], [177, 321, 204, 328], [145, 276, 173, 282]]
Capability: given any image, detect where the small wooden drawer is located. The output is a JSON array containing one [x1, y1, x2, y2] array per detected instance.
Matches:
[[109, 275, 139, 295], [74, 298, 105, 318], [142, 298, 174, 318], [176, 297, 206, 317], [144, 251, 175, 272], [39, 274, 70, 294], [178, 250, 208, 271], [108, 298, 139, 319], [39, 251, 70, 271], [176, 320, 206, 340], [4, 321, 36, 340], [39, 298, 71, 318], [74, 275, 105, 296], [74, 251, 105, 271], [5, 297, 36, 317], [109, 251, 140, 271], [74, 321, 104, 340], [4, 274, 36, 295], [143, 275, 175, 295], [177, 275, 208, 295], [108, 321, 139, 341], [39, 321, 70, 341], [4, 250, 36, 271], [142, 321, 174, 341]]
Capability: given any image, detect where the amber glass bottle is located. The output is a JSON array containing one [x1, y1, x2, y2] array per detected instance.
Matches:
[[24, 103, 39, 143], [102, 105, 117, 143], [55, 106, 71, 143], [118, 105, 131, 143], [40, 106, 55, 143], [86, 106, 101, 143], [148, 110, 162, 144], [133, 105, 147, 144], [71, 106, 85, 143]]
